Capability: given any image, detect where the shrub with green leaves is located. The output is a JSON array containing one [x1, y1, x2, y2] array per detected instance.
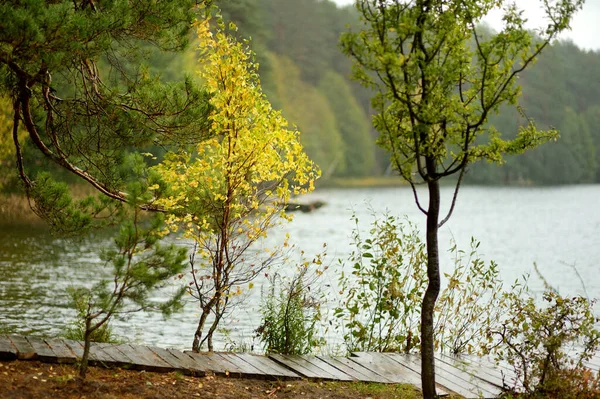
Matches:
[[66, 155, 188, 379], [336, 212, 510, 355], [485, 288, 600, 395], [257, 251, 327, 355], [63, 319, 120, 344], [335, 212, 427, 353], [434, 238, 509, 355]]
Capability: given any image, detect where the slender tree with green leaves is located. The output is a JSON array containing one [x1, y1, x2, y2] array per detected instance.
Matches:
[[68, 155, 187, 379], [341, 0, 583, 396]]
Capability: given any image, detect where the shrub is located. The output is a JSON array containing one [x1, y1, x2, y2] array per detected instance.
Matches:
[[486, 288, 600, 396], [335, 212, 511, 355], [434, 238, 508, 355], [256, 251, 327, 355], [62, 318, 120, 344], [335, 212, 426, 353]]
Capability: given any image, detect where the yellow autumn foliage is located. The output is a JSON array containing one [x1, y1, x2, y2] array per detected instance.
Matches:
[[155, 18, 319, 244]]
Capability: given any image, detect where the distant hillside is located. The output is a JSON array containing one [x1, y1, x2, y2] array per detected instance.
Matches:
[[220, 0, 600, 185]]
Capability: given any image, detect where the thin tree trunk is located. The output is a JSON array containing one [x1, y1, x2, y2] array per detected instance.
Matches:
[[421, 159, 441, 399], [192, 296, 218, 352], [204, 297, 227, 352], [79, 320, 92, 380]]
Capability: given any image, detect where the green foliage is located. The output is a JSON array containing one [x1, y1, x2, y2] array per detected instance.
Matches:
[[62, 319, 120, 344], [336, 212, 515, 355], [434, 239, 508, 355], [67, 154, 188, 378], [342, 1, 584, 186], [268, 54, 346, 177], [257, 252, 327, 355], [335, 212, 426, 353], [318, 70, 376, 177], [0, 0, 211, 222], [485, 288, 600, 395]]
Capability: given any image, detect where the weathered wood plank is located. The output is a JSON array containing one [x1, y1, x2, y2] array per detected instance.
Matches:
[[43, 338, 76, 364], [88, 342, 120, 365], [147, 346, 188, 370], [25, 336, 58, 362], [111, 343, 171, 371], [584, 354, 600, 372], [0, 335, 18, 361], [214, 353, 267, 378], [436, 353, 506, 388], [185, 351, 237, 376], [111, 343, 153, 369], [269, 353, 337, 380], [165, 349, 207, 376], [95, 342, 134, 366], [385, 353, 498, 399], [317, 356, 392, 383], [8, 335, 37, 360], [461, 354, 521, 390], [294, 355, 354, 381], [350, 352, 423, 387], [132, 345, 177, 373], [62, 339, 84, 359], [234, 352, 301, 380], [431, 357, 501, 399]]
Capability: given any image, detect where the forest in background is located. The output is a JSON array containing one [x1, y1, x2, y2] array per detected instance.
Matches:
[[219, 0, 600, 185], [1, 0, 599, 188]]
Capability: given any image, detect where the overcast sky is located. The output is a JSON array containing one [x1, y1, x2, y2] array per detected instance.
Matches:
[[330, 0, 600, 51]]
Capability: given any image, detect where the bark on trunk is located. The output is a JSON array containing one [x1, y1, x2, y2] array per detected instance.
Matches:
[[421, 160, 441, 399], [192, 296, 218, 352], [79, 321, 92, 380]]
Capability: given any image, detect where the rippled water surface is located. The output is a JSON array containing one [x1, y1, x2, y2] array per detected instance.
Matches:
[[1, 185, 599, 350]]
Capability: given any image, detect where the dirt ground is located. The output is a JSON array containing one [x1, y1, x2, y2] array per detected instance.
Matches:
[[0, 360, 424, 399]]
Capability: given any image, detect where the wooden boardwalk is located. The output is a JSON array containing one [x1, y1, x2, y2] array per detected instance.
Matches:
[[3, 335, 598, 398]]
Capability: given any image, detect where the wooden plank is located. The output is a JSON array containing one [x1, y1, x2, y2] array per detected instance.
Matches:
[[88, 342, 120, 365], [147, 346, 189, 370], [8, 335, 37, 360], [43, 338, 76, 364], [461, 354, 521, 390], [62, 339, 84, 359], [25, 336, 57, 362], [269, 353, 327, 379], [0, 335, 18, 361], [349, 352, 423, 387], [166, 349, 207, 376], [131, 345, 177, 372], [185, 351, 237, 376], [584, 354, 600, 371], [436, 353, 506, 388], [430, 357, 501, 399], [317, 356, 392, 383], [234, 352, 301, 380], [463, 354, 517, 377], [110, 343, 153, 370], [294, 355, 354, 382], [214, 353, 267, 378], [270, 353, 346, 380], [110, 343, 169, 371], [385, 353, 498, 399], [95, 342, 135, 366]]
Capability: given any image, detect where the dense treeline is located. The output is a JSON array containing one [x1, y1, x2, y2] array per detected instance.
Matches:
[[220, 0, 600, 185], [1, 0, 599, 186]]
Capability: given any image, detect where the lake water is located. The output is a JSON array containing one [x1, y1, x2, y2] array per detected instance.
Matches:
[[1, 185, 599, 351]]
